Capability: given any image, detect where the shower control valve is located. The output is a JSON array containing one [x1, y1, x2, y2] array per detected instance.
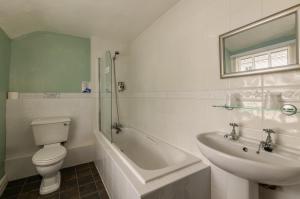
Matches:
[[117, 82, 126, 92]]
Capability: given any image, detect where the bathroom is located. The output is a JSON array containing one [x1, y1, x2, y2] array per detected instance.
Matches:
[[0, 0, 300, 199]]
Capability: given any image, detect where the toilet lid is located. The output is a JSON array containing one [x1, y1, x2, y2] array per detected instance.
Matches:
[[32, 144, 67, 166]]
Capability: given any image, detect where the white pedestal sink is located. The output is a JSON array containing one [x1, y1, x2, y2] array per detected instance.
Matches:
[[196, 132, 300, 199]]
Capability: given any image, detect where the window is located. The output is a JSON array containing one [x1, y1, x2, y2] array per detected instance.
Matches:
[[239, 57, 253, 71], [254, 54, 269, 69], [233, 45, 292, 72], [271, 49, 288, 67]]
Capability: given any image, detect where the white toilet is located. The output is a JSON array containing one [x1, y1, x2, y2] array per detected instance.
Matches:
[[31, 116, 71, 195]]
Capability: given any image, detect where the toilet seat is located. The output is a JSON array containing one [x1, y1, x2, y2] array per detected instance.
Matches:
[[33, 144, 67, 166]]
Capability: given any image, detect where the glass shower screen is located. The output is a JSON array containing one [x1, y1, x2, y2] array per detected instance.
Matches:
[[99, 51, 113, 141]]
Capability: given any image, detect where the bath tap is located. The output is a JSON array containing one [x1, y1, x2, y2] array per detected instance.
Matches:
[[112, 122, 122, 134], [256, 129, 275, 154], [224, 123, 239, 141]]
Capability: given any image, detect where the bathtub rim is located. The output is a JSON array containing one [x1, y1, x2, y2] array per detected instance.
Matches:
[[94, 129, 210, 197], [110, 127, 201, 184]]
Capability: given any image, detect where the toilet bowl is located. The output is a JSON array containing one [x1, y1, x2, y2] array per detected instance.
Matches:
[[31, 116, 71, 195], [32, 143, 67, 194]]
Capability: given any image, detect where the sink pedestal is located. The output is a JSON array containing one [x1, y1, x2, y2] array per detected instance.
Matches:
[[227, 173, 258, 199]]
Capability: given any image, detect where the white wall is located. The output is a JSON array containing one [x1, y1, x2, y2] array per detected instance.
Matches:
[[122, 0, 300, 199], [5, 93, 96, 180]]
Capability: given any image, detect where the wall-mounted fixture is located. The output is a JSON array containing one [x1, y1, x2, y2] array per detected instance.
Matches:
[[117, 82, 126, 92], [225, 93, 241, 109], [213, 91, 299, 116], [219, 5, 300, 78], [7, 92, 19, 100], [281, 104, 298, 115], [213, 104, 299, 116], [213, 103, 299, 116], [81, 81, 91, 93]]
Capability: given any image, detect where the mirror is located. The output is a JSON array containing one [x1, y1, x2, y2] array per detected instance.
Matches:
[[220, 5, 300, 78]]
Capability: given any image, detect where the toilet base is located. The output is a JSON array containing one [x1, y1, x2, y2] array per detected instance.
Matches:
[[40, 172, 61, 195]]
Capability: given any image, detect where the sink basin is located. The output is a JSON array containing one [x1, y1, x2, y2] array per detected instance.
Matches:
[[196, 132, 300, 186]]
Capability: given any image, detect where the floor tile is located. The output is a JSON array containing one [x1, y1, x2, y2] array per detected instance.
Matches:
[[77, 175, 94, 186], [99, 190, 109, 199], [61, 166, 76, 173], [26, 176, 42, 184], [75, 163, 90, 172], [1, 186, 22, 198], [18, 190, 39, 199], [76, 169, 92, 179], [91, 169, 98, 176], [60, 187, 79, 199], [60, 178, 77, 191], [79, 183, 97, 197], [1, 162, 108, 199], [22, 182, 40, 193], [92, 175, 101, 183], [61, 168, 76, 181], [81, 192, 101, 199], [1, 195, 19, 199], [38, 191, 59, 199], [95, 181, 105, 192], [6, 178, 26, 188], [88, 163, 96, 169]]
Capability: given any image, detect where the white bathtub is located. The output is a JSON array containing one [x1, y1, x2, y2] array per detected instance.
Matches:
[[94, 127, 210, 199], [111, 128, 200, 184]]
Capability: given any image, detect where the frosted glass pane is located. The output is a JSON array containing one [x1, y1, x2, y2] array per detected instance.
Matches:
[[254, 54, 269, 69], [240, 58, 253, 71], [271, 50, 288, 67]]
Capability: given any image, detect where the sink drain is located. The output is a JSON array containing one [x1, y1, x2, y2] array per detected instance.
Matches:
[[242, 147, 248, 152]]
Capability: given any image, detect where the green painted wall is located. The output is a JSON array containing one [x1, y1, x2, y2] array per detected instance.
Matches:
[[9, 32, 90, 92], [0, 28, 11, 179]]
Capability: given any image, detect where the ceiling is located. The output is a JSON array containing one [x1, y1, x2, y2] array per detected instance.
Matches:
[[0, 0, 180, 41]]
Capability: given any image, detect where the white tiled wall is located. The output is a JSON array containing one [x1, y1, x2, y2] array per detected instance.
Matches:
[[118, 0, 300, 199]]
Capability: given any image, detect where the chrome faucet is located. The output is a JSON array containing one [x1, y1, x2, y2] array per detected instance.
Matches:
[[256, 129, 275, 154], [224, 123, 239, 140], [112, 122, 122, 134]]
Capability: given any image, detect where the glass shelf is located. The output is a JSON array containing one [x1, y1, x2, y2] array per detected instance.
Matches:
[[212, 105, 299, 115]]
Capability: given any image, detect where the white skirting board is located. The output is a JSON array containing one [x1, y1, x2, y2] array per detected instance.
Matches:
[[0, 174, 8, 196], [5, 144, 95, 181]]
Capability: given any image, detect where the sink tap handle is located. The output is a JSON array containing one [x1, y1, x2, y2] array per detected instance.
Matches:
[[263, 128, 274, 133], [263, 128, 275, 136], [230, 123, 239, 127], [261, 128, 275, 152]]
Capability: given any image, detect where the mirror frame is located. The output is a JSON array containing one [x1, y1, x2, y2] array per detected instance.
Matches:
[[219, 4, 300, 78]]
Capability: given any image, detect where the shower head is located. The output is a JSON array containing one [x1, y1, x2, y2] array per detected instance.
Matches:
[[113, 51, 120, 60]]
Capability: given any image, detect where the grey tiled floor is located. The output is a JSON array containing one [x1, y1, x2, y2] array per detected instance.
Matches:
[[1, 162, 109, 199]]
